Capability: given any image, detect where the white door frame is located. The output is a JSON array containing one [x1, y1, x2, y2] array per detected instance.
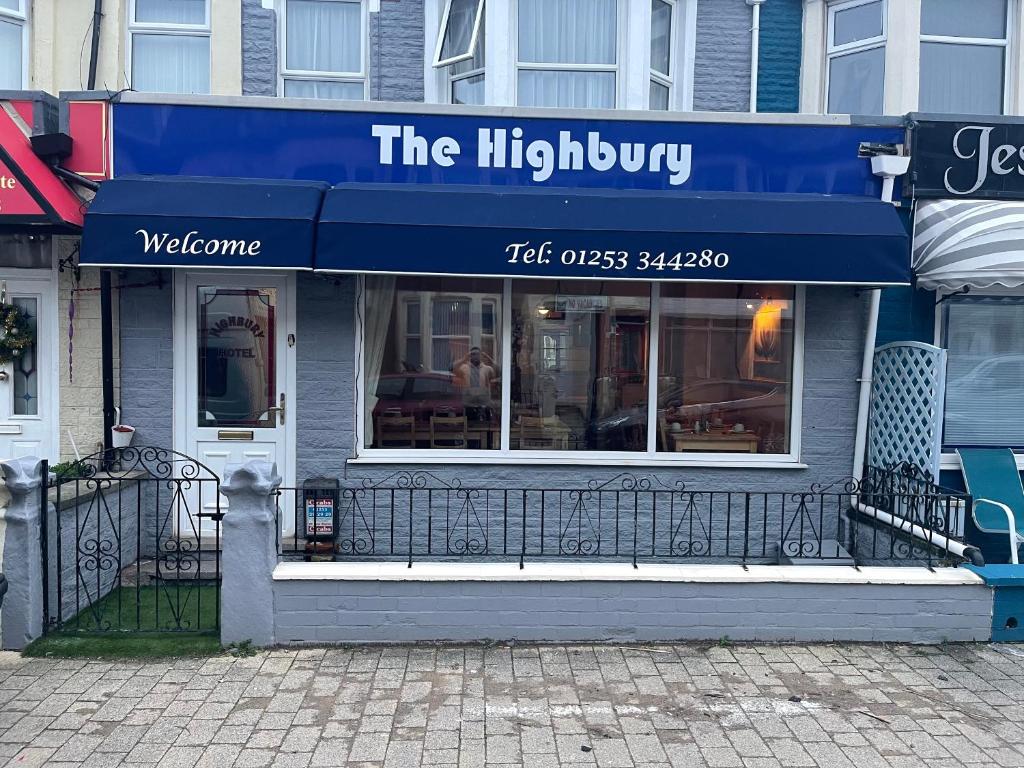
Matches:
[[172, 269, 298, 489], [0, 258, 60, 462]]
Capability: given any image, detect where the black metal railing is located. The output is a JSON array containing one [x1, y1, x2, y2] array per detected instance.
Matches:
[[41, 447, 222, 635], [273, 469, 971, 568], [848, 463, 975, 567]]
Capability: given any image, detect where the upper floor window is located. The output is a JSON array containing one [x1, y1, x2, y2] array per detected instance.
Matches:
[[826, 0, 885, 114], [434, 0, 486, 104], [516, 0, 618, 109], [129, 0, 210, 94], [0, 0, 28, 90], [919, 0, 1008, 114], [282, 0, 366, 100], [649, 0, 675, 110], [431, 0, 693, 110]]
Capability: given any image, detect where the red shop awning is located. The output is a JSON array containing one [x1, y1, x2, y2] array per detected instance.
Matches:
[[0, 102, 84, 232]]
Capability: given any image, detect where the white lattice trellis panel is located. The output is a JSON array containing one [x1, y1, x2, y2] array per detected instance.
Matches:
[[868, 342, 947, 480]]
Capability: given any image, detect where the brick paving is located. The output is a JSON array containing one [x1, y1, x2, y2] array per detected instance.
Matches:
[[2, 643, 1024, 767]]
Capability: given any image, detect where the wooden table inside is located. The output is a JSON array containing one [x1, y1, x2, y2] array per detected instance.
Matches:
[[670, 430, 759, 453]]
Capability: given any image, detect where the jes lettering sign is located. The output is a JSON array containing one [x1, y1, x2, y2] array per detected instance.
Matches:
[[912, 119, 1024, 200]]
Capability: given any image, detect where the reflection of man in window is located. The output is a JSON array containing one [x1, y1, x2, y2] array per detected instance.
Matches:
[[454, 347, 497, 421]]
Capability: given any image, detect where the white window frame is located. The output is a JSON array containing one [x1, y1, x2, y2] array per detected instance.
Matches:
[[126, 0, 212, 94], [648, 0, 676, 109], [424, 0, 696, 110], [918, 0, 1013, 115], [354, 277, 806, 468], [433, 0, 485, 67], [278, 0, 369, 100], [824, 0, 887, 115], [0, 0, 28, 90]]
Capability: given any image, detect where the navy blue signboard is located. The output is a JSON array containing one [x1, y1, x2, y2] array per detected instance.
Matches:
[[112, 103, 903, 197], [104, 102, 910, 282]]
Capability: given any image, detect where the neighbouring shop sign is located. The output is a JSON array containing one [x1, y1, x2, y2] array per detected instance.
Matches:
[[0, 161, 44, 217], [111, 102, 904, 197], [911, 119, 1024, 200]]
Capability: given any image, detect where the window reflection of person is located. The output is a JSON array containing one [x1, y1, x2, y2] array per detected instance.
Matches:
[[454, 347, 497, 422]]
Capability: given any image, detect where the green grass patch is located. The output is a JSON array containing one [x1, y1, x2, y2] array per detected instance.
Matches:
[[24, 585, 223, 659], [23, 632, 222, 659]]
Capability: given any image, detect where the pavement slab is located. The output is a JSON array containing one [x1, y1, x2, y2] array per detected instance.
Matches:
[[3, 643, 1024, 766]]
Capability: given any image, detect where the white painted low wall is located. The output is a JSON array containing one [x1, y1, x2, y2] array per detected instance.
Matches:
[[271, 563, 993, 645]]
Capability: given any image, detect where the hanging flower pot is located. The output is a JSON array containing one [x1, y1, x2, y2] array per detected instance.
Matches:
[[111, 424, 135, 449]]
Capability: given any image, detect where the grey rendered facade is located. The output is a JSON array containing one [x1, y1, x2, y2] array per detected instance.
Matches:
[[122, 0, 850, 492]]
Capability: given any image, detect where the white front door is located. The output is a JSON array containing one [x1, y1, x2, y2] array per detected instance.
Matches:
[[0, 272, 57, 461], [181, 272, 294, 534]]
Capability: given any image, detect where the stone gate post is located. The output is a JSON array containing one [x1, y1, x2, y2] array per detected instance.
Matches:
[[220, 460, 281, 647], [0, 457, 45, 650]]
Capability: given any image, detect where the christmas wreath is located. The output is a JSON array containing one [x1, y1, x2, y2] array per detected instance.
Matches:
[[0, 304, 34, 365]]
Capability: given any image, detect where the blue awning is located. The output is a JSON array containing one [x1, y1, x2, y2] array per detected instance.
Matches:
[[80, 176, 328, 269], [315, 184, 911, 285]]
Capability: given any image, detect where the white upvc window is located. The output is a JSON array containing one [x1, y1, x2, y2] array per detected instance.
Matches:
[[358, 276, 805, 466], [919, 0, 1010, 115], [128, 0, 211, 95], [825, 0, 886, 115], [0, 0, 28, 91], [516, 0, 619, 109], [281, 0, 368, 100], [428, 0, 695, 110], [649, 0, 675, 110]]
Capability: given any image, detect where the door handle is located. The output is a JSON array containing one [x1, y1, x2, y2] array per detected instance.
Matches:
[[267, 392, 286, 425], [0, 371, 8, 382]]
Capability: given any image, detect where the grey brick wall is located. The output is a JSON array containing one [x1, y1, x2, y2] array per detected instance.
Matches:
[[119, 278, 868, 512], [370, 0, 426, 102], [296, 273, 356, 480], [273, 578, 993, 643], [693, 0, 753, 112], [118, 271, 173, 450], [241, 1, 426, 102], [46, 482, 141, 626], [243, 0, 278, 97]]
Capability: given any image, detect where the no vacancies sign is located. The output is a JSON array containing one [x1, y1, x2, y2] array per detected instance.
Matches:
[[912, 119, 1024, 200]]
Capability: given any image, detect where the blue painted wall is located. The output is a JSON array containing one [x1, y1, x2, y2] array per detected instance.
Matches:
[[756, 0, 802, 113], [876, 287, 936, 347]]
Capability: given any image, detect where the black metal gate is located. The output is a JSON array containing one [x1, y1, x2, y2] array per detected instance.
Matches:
[[40, 447, 222, 635]]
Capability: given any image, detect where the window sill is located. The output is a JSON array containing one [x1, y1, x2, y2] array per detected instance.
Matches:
[[349, 453, 807, 469]]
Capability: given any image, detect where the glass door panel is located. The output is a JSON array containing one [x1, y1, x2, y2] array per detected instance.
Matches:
[[197, 287, 277, 428]]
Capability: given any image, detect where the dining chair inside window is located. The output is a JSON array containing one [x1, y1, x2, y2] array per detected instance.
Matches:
[[430, 414, 469, 449], [377, 413, 416, 448]]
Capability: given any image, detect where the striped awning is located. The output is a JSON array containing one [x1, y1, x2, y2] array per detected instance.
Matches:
[[914, 200, 1024, 290]]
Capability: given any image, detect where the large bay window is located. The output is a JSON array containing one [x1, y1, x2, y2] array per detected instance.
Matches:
[[919, 0, 1008, 114], [282, 0, 366, 100], [362, 277, 799, 460], [943, 296, 1024, 448], [826, 0, 885, 115], [429, 0, 694, 110], [129, 0, 210, 95], [0, 0, 27, 90]]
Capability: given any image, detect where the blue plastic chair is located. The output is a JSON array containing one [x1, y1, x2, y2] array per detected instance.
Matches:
[[958, 448, 1024, 564]]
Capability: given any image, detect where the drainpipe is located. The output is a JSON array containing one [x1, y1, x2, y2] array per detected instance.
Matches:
[[746, 0, 766, 112], [851, 153, 911, 485]]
